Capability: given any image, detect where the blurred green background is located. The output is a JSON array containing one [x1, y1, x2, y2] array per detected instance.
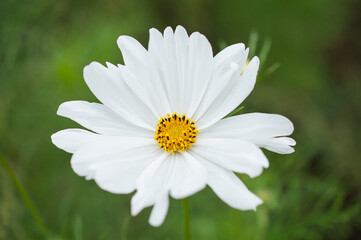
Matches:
[[1, 0, 361, 239]]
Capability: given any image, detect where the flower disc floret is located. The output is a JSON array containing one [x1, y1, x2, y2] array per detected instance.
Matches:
[[155, 113, 199, 153]]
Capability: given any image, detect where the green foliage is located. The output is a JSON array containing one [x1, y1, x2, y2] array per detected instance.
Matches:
[[1, 0, 360, 239]]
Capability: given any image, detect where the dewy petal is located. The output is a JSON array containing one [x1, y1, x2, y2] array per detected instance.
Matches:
[[57, 100, 153, 137], [51, 128, 97, 153], [199, 157, 263, 211], [131, 152, 206, 227], [192, 138, 268, 178], [147, 26, 213, 117], [193, 44, 249, 121], [83, 62, 157, 131], [196, 57, 260, 130], [200, 113, 295, 154]]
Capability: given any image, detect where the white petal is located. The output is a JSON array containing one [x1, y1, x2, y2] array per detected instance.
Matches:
[[196, 57, 260, 130], [57, 101, 152, 137], [92, 148, 160, 194], [193, 44, 249, 121], [117, 36, 171, 117], [149, 193, 169, 227], [173, 26, 189, 114], [162, 27, 181, 112], [147, 26, 213, 116], [51, 129, 97, 153], [148, 28, 177, 113], [148, 26, 185, 114], [200, 113, 295, 154], [131, 152, 171, 216], [256, 137, 296, 154], [214, 43, 248, 68], [169, 152, 207, 199], [116, 35, 148, 74], [200, 158, 263, 210], [183, 31, 213, 117], [83, 62, 157, 131], [131, 151, 206, 226], [51, 130, 157, 190], [192, 138, 268, 178], [70, 136, 155, 178]]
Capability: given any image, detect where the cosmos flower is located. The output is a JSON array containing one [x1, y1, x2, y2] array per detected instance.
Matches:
[[51, 26, 295, 227]]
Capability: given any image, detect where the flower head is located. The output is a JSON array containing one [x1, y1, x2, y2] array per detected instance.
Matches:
[[51, 26, 295, 227]]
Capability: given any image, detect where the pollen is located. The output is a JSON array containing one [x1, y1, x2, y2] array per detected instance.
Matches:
[[155, 113, 199, 154]]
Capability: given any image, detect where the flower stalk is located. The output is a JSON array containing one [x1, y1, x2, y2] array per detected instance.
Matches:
[[182, 198, 191, 240], [0, 153, 50, 239]]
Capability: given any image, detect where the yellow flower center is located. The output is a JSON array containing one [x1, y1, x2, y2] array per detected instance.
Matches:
[[155, 113, 199, 154]]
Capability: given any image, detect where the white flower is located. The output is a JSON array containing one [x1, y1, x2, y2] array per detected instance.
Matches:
[[51, 26, 295, 227]]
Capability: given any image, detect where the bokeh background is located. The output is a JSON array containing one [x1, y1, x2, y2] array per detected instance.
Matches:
[[1, 0, 361, 239]]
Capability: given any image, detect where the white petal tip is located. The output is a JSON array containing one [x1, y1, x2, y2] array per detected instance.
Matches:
[[251, 198, 263, 211], [85, 176, 93, 181], [50, 131, 65, 149], [84, 61, 100, 69], [288, 138, 296, 146], [149, 219, 163, 228], [149, 28, 161, 35], [116, 35, 126, 43], [116, 35, 134, 49], [287, 148, 295, 154], [164, 26, 174, 34], [249, 170, 264, 179], [83, 62, 103, 79], [130, 205, 141, 217], [170, 182, 206, 199], [130, 195, 145, 217], [175, 25, 186, 32], [50, 133, 58, 145], [56, 101, 71, 117], [105, 61, 117, 69], [245, 47, 250, 53], [253, 56, 260, 65], [234, 43, 246, 51]]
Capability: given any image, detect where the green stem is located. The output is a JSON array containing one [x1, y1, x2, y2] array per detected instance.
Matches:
[[0, 153, 50, 238], [182, 198, 191, 240]]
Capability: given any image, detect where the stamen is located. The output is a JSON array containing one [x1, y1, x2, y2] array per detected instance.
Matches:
[[154, 113, 199, 154]]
